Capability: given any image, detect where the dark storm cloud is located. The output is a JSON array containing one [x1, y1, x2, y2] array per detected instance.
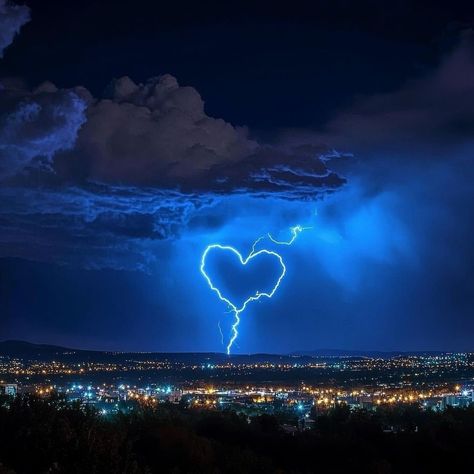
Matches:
[[0, 0, 29, 57], [0, 72, 344, 269], [62, 75, 257, 185], [2, 27, 473, 275], [0, 3, 346, 271], [0, 80, 86, 179], [0, 184, 214, 271], [320, 30, 474, 152], [288, 32, 474, 344], [57, 74, 345, 197]]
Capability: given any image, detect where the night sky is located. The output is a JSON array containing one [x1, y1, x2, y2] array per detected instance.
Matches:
[[0, 0, 473, 353]]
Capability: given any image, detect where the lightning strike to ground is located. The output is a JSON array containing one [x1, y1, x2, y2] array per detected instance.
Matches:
[[200, 225, 310, 354]]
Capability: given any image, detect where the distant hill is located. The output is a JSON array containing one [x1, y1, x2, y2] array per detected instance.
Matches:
[[0, 340, 311, 364], [0, 340, 87, 359], [0, 340, 451, 363]]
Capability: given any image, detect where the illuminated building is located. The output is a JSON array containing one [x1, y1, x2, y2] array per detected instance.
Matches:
[[0, 383, 17, 396]]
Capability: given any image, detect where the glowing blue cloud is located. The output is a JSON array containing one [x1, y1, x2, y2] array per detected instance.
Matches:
[[200, 225, 308, 353]]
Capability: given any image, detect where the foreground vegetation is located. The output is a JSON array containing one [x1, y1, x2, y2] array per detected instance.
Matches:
[[1, 394, 474, 473]]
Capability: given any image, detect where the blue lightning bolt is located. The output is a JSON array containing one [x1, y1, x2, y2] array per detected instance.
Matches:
[[267, 225, 312, 246], [200, 244, 286, 354], [217, 320, 225, 346], [201, 225, 310, 354]]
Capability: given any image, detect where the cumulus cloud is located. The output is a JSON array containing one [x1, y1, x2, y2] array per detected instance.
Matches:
[[0, 0, 30, 57], [74, 74, 256, 185], [55, 74, 345, 199], [0, 80, 87, 179], [0, 73, 344, 196]]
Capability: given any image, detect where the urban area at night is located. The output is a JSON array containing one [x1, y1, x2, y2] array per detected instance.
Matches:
[[2, 342, 474, 423]]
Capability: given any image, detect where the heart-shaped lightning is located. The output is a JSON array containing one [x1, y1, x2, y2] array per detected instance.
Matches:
[[201, 244, 286, 313], [200, 225, 309, 354], [200, 244, 286, 353]]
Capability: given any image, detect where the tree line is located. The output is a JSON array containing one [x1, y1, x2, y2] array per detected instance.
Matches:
[[0, 393, 474, 473]]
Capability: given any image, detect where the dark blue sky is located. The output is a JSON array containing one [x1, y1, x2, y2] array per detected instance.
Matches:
[[0, 0, 473, 352]]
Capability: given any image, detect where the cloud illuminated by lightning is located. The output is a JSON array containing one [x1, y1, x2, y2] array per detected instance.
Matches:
[[200, 225, 310, 354]]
